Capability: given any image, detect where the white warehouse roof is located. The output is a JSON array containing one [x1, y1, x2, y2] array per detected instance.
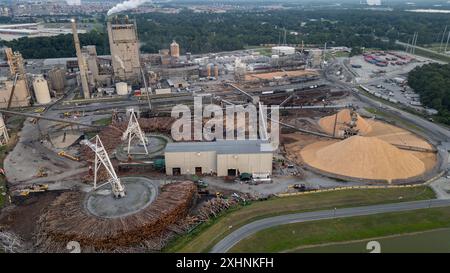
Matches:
[[165, 139, 272, 154]]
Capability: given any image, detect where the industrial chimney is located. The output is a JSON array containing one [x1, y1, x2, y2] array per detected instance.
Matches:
[[71, 18, 90, 99]]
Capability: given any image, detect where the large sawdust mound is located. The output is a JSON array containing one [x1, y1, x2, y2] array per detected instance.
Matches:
[[319, 109, 372, 136], [301, 136, 425, 182]]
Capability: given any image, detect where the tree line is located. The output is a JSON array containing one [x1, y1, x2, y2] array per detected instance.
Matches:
[[408, 63, 450, 125], [1, 8, 450, 58]]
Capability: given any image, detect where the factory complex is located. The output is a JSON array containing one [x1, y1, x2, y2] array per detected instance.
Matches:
[[0, 14, 447, 254]]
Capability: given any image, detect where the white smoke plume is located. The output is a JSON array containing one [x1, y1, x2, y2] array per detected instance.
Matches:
[[107, 0, 151, 16]]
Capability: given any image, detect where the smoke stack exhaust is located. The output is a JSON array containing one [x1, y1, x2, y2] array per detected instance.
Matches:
[[107, 0, 152, 16]]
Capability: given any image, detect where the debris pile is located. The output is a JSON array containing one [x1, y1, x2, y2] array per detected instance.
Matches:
[[35, 181, 196, 252], [0, 230, 27, 253], [300, 135, 426, 183]]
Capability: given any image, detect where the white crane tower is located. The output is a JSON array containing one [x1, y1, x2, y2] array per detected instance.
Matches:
[[121, 109, 148, 155], [81, 135, 125, 198]]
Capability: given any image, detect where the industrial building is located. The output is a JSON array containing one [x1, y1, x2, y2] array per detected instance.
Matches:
[[170, 40, 180, 58], [107, 17, 142, 85], [0, 79, 29, 108], [165, 140, 273, 176], [0, 48, 30, 108], [151, 64, 200, 80], [81, 45, 112, 88], [271, 46, 296, 56], [48, 68, 66, 95]]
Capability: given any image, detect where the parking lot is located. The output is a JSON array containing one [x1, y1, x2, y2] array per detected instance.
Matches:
[[348, 51, 439, 113], [348, 51, 433, 84]]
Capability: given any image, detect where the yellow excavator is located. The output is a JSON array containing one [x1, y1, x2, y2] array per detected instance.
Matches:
[[37, 167, 48, 177], [58, 151, 80, 161], [13, 183, 48, 197]]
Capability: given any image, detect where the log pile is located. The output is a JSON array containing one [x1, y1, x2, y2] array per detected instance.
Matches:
[[131, 198, 239, 251], [195, 198, 235, 221], [0, 230, 27, 253], [35, 181, 196, 252], [81, 117, 175, 159]]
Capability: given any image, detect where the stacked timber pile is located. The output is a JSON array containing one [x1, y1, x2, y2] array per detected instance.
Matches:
[[300, 136, 426, 183], [138, 117, 175, 134], [0, 230, 27, 253], [35, 181, 196, 252], [81, 117, 175, 160], [318, 109, 372, 136]]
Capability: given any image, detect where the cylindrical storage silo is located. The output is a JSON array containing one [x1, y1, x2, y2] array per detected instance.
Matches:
[[206, 64, 211, 78], [115, 82, 128, 95], [170, 40, 180, 58], [33, 76, 51, 104], [214, 64, 219, 78]]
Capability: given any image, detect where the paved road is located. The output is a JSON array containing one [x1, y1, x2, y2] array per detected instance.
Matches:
[[210, 198, 450, 253], [395, 40, 450, 60]]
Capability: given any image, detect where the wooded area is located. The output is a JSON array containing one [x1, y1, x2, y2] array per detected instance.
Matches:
[[408, 63, 450, 125], [2, 9, 450, 58]]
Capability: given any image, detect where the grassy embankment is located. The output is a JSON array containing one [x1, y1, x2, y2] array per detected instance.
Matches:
[[92, 116, 112, 126], [230, 206, 450, 253], [165, 186, 435, 253]]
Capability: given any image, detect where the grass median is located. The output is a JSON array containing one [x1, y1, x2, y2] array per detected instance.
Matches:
[[164, 186, 435, 253]]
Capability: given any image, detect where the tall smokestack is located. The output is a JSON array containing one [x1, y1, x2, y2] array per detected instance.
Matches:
[[71, 18, 90, 99]]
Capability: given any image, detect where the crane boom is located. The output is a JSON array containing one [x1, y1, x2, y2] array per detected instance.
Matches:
[[81, 135, 125, 198]]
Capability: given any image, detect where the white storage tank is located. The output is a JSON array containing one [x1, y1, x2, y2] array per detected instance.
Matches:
[[32, 75, 51, 104], [115, 82, 128, 95]]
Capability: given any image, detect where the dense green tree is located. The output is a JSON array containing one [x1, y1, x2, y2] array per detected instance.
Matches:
[[1, 9, 450, 58], [408, 63, 450, 124]]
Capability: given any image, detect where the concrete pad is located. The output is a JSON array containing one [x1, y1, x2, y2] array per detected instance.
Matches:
[[84, 177, 158, 218], [50, 131, 83, 149]]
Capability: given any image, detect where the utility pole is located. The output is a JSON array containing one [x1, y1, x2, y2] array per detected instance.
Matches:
[[414, 32, 419, 54], [440, 25, 448, 53], [411, 32, 418, 55], [445, 30, 450, 53]]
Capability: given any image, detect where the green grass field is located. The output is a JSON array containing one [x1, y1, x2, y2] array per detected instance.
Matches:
[[93, 116, 112, 126], [333, 51, 350, 58], [296, 228, 450, 253], [164, 186, 435, 253], [230, 206, 450, 253], [412, 47, 450, 63]]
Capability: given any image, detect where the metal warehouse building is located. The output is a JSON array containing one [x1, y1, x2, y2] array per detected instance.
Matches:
[[164, 140, 273, 177]]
